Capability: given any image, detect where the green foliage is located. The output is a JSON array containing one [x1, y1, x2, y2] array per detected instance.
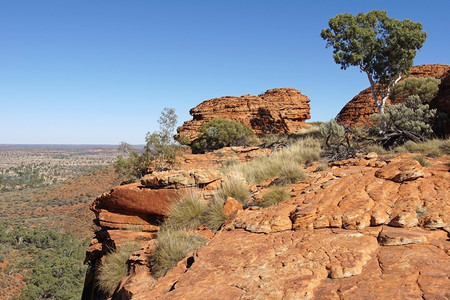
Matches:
[[96, 242, 141, 297], [372, 95, 436, 137], [321, 10, 427, 114], [413, 155, 430, 167], [260, 186, 291, 208], [143, 108, 180, 171], [152, 229, 206, 278], [277, 164, 307, 185], [113, 151, 147, 182], [191, 119, 254, 153], [390, 77, 440, 104], [114, 108, 181, 180], [319, 120, 345, 145], [0, 223, 88, 300], [163, 192, 207, 231]]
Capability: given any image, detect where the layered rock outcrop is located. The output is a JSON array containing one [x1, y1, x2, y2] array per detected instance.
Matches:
[[336, 64, 450, 127], [99, 153, 449, 299], [176, 88, 311, 142], [430, 69, 450, 136]]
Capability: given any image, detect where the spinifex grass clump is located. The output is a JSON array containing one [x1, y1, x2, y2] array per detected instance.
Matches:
[[152, 229, 206, 278], [223, 137, 320, 185], [163, 191, 207, 231], [277, 164, 307, 186], [394, 139, 450, 157], [215, 174, 251, 205], [202, 195, 227, 231], [260, 186, 291, 207], [96, 242, 141, 297], [413, 155, 430, 167]]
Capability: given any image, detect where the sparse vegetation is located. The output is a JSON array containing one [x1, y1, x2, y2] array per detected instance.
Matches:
[[114, 108, 182, 182], [260, 186, 291, 207], [0, 223, 88, 300], [96, 242, 141, 297], [225, 137, 321, 184], [394, 139, 450, 156]]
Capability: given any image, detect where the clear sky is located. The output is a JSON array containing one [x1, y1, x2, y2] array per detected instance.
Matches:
[[1, 0, 449, 144]]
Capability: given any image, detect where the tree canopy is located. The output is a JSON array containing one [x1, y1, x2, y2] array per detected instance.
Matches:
[[321, 10, 427, 114]]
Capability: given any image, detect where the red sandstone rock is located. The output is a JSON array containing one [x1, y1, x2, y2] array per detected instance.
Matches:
[[176, 88, 311, 142], [84, 154, 450, 300], [223, 197, 243, 219], [140, 169, 222, 189], [430, 69, 450, 135], [374, 157, 425, 182], [336, 64, 450, 127], [91, 183, 193, 216]]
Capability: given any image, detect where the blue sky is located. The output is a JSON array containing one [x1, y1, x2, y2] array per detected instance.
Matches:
[[1, 1, 449, 144]]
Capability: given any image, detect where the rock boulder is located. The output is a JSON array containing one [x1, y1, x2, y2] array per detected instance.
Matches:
[[176, 88, 311, 142]]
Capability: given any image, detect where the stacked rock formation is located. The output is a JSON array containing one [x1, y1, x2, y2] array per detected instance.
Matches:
[[336, 64, 450, 127], [176, 88, 311, 142], [82, 168, 222, 299], [430, 69, 450, 135]]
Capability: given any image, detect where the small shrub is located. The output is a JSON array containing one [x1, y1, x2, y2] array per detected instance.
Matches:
[[413, 155, 430, 167], [202, 195, 226, 231], [191, 119, 255, 153], [314, 162, 329, 172], [260, 186, 291, 207], [163, 192, 207, 231], [96, 243, 141, 297], [277, 164, 307, 186], [215, 174, 251, 205], [152, 229, 206, 278]]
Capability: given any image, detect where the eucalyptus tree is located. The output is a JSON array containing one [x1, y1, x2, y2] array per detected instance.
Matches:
[[321, 10, 427, 115]]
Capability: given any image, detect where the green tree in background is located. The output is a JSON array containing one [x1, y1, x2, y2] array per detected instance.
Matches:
[[114, 108, 181, 181], [321, 10, 427, 115], [143, 107, 180, 171]]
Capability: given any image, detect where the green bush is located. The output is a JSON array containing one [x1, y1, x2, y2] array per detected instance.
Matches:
[[390, 77, 440, 104], [277, 164, 307, 185], [372, 95, 436, 138], [96, 243, 141, 297], [163, 192, 207, 231], [191, 119, 255, 153], [152, 229, 206, 278], [260, 186, 291, 207]]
